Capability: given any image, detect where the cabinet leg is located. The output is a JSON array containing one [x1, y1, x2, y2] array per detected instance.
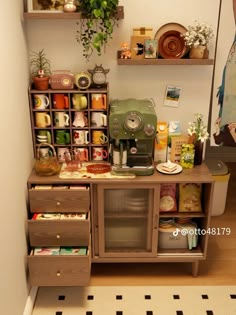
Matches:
[[192, 261, 199, 277]]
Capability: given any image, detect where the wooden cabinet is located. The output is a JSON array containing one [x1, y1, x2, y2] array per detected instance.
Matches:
[[27, 183, 91, 286], [26, 163, 214, 285], [28, 84, 109, 162]]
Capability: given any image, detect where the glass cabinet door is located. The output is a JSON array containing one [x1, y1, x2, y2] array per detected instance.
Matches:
[[97, 184, 158, 257]]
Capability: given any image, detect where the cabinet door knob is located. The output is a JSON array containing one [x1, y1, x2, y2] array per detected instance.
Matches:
[[56, 234, 61, 239], [56, 201, 61, 206], [56, 271, 61, 277]]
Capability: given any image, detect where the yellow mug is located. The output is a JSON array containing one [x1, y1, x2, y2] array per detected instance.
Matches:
[[35, 112, 51, 128], [92, 130, 108, 145]]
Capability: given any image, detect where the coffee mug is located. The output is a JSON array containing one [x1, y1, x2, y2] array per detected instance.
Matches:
[[91, 112, 107, 127], [39, 147, 52, 158], [92, 130, 108, 145], [72, 94, 87, 110], [33, 94, 50, 109], [35, 112, 51, 128], [92, 147, 108, 161], [36, 130, 51, 144], [91, 94, 107, 109], [57, 147, 70, 163], [73, 130, 89, 145], [73, 112, 88, 127], [74, 148, 89, 161], [54, 112, 70, 127], [55, 130, 70, 145], [53, 94, 69, 109]]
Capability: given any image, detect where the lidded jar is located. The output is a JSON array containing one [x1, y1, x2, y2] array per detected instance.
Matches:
[[63, 0, 77, 12]]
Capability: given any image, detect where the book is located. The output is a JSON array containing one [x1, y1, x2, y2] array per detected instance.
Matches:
[[34, 247, 60, 255], [32, 213, 61, 220], [60, 213, 86, 220], [60, 247, 87, 255], [34, 185, 52, 190], [69, 185, 88, 190]]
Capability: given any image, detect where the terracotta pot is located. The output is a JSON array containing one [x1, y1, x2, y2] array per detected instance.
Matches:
[[189, 45, 206, 59], [33, 76, 50, 90]]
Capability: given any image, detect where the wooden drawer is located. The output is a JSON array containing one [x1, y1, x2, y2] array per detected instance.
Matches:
[[28, 248, 91, 286], [28, 189, 90, 213], [28, 213, 90, 246]]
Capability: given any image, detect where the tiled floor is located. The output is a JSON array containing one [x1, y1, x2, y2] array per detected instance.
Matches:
[[32, 286, 236, 315]]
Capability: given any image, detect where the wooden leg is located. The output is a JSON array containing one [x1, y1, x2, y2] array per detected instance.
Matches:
[[192, 261, 199, 277]]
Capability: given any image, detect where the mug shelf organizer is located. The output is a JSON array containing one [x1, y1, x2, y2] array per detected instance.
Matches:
[[28, 84, 110, 163]]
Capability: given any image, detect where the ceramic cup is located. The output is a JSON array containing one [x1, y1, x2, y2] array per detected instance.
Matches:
[[35, 112, 51, 128], [72, 94, 87, 110], [54, 111, 70, 127], [73, 112, 88, 127], [91, 94, 107, 109], [91, 112, 107, 127], [53, 94, 69, 109], [33, 94, 50, 109], [36, 130, 51, 144], [73, 130, 89, 145], [39, 147, 52, 159], [92, 130, 108, 145], [57, 147, 70, 163], [92, 147, 108, 161], [74, 148, 89, 161], [55, 130, 70, 145]]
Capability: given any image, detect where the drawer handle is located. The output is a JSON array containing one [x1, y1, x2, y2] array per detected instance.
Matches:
[[56, 234, 61, 239], [56, 201, 61, 206], [56, 271, 61, 277]]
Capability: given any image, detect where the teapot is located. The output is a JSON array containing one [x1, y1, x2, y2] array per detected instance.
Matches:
[[72, 94, 87, 110]]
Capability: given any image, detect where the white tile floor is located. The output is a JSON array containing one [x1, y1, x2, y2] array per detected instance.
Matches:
[[32, 286, 236, 315]]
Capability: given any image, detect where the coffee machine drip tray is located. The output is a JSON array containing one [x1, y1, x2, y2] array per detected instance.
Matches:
[[112, 155, 154, 176], [127, 155, 153, 167]]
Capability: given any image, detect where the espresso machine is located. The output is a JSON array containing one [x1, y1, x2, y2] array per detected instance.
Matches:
[[109, 98, 157, 175]]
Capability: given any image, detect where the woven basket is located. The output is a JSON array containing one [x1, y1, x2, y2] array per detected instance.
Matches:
[[34, 143, 61, 176]]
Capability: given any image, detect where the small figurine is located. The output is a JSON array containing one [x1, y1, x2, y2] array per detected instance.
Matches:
[[120, 42, 131, 59], [88, 64, 110, 87]]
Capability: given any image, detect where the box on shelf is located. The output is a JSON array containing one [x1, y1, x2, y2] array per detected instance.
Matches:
[[154, 122, 168, 163], [133, 27, 153, 37]]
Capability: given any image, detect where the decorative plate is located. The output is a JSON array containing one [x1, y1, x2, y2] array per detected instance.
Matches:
[[158, 30, 187, 59], [154, 22, 187, 40], [86, 163, 111, 174]]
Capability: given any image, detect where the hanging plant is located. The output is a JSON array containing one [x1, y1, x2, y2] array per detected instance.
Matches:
[[76, 0, 119, 60]]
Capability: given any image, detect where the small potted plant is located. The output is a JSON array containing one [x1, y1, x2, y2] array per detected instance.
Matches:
[[30, 49, 51, 90], [76, 0, 119, 60], [182, 21, 214, 59]]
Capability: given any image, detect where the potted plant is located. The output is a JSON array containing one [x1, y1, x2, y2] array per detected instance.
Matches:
[[30, 49, 51, 90], [182, 21, 214, 59], [76, 0, 119, 60]]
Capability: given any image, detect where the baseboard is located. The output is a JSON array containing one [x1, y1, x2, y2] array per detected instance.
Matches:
[[23, 287, 38, 315]]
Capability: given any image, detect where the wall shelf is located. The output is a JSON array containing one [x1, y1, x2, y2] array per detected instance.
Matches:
[[117, 58, 214, 66], [24, 6, 124, 20]]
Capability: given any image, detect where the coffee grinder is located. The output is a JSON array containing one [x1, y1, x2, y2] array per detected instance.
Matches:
[[109, 98, 157, 175]]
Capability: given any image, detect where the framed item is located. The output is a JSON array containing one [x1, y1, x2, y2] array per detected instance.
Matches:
[[27, 0, 64, 12], [130, 36, 151, 60], [144, 39, 157, 59], [164, 85, 182, 107]]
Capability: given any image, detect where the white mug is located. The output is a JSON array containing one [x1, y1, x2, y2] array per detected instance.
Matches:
[[34, 94, 50, 109], [92, 147, 108, 161], [73, 130, 89, 145], [91, 112, 107, 127], [39, 147, 52, 159], [73, 112, 88, 127], [57, 147, 70, 163], [54, 112, 70, 127]]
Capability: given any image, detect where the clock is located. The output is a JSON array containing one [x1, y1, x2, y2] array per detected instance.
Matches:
[[74, 72, 92, 90], [124, 112, 143, 131], [88, 64, 110, 87]]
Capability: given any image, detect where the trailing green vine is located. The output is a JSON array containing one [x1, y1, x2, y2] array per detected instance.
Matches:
[[76, 0, 119, 60]]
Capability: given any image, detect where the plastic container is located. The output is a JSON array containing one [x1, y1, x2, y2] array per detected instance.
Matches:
[[205, 159, 230, 216]]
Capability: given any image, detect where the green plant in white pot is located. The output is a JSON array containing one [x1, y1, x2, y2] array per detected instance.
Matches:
[[76, 0, 119, 60], [30, 49, 51, 90]]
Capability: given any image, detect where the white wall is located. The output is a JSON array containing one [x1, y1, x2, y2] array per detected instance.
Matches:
[[26, 0, 220, 132], [0, 1, 33, 315]]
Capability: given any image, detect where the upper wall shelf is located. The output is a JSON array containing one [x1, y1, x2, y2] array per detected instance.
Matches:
[[23, 6, 124, 19], [117, 58, 214, 66]]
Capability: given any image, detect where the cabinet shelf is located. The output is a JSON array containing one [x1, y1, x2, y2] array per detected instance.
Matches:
[[117, 58, 214, 66], [24, 6, 124, 20]]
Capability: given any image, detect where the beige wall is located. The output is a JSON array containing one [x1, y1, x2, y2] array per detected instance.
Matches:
[[0, 1, 33, 315]]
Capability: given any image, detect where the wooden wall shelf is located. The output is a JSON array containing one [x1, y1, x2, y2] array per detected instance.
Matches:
[[24, 6, 124, 20], [117, 58, 214, 66]]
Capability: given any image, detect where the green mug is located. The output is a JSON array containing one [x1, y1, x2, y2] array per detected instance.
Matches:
[[37, 130, 51, 144], [55, 130, 70, 145]]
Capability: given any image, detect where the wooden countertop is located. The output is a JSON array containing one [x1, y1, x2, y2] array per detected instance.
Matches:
[[28, 163, 214, 185]]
